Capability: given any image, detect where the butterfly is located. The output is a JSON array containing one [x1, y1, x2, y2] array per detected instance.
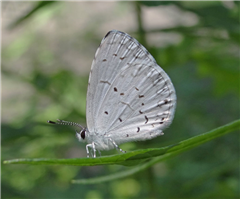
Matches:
[[48, 30, 176, 158]]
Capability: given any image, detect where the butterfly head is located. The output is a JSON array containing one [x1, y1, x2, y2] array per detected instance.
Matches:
[[75, 128, 88, 142]]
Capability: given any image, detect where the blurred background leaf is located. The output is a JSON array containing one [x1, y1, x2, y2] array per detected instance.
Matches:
[[2, 1, 239, 199], [9, 1, 57, 29]]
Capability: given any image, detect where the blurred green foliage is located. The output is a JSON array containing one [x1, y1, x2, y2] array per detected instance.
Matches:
[[2, 1, 239, 199]]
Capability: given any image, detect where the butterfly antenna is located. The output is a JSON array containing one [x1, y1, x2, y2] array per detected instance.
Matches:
[[47, 119, 84, 130]]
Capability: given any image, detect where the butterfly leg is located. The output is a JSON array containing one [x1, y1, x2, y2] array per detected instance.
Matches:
[[108, 138, 126, 153], [86, 142, 97, 158], [86, 144, 91, 158], [92, 142, 97, 158]]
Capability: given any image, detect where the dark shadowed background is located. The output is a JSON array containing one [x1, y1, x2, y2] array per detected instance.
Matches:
[[2, 1, 239, 198]]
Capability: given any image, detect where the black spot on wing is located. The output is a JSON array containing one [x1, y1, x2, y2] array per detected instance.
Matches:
[[145, 115, 148, 124], [104, 111, 108, 115], [114, 87, 118, 92]]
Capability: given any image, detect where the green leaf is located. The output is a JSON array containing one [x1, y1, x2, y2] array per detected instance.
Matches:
[[4, 119, 239, 167], [71, 150, 180, 184]]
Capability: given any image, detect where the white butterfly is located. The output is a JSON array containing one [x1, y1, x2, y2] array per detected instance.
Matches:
[[48, 30, 177, 158]]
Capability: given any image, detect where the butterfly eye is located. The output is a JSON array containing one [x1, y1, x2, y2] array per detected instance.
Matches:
[[81, 129, 86, 139]]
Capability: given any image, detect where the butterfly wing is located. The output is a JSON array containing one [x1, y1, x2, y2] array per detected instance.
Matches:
[[86, 30, 176, 144]]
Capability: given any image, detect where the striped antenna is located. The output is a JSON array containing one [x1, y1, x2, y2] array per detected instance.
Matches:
[[47, 119, 84, 130]]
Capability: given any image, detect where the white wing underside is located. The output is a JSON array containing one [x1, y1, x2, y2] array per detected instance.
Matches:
[[86, 30, 176, 145]]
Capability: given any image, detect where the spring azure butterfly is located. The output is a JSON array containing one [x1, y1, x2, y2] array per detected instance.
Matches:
[[48, 30, 177, 158]]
